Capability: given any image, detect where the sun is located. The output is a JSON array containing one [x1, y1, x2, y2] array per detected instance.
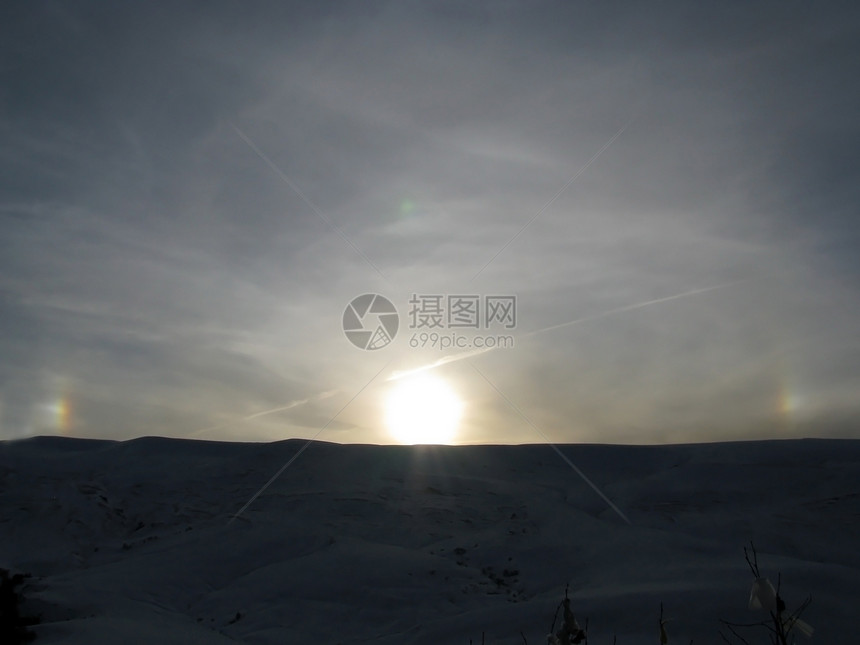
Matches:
[[385, 374, 463, 445]]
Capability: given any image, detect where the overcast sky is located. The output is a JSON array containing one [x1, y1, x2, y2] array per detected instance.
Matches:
[[1, 1, 858, 444]]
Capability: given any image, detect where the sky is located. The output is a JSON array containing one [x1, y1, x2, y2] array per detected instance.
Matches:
[[1, 1, 859, 445]]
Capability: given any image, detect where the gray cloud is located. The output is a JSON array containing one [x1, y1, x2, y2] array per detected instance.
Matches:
[[1, 1, 858, 442]]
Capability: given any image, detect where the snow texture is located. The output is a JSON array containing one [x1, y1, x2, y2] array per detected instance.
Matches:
[[1, 436, 858, 643]]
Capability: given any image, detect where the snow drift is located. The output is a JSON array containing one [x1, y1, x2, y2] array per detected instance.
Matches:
[[1, 436, 858, 643]]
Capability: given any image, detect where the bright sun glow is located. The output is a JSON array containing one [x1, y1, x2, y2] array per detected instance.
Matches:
[[385, 374, 463, 445]]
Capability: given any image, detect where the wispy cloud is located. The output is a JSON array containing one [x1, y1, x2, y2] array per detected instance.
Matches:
[[1, 2, 858, 442], [189, 390, 339, 439]]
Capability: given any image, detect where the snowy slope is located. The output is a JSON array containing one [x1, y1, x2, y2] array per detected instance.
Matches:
[[1, 437, 858, 644]]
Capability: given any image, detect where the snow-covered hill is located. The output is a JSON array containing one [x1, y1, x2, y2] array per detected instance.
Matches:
[[2, 436, 858, 643]]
